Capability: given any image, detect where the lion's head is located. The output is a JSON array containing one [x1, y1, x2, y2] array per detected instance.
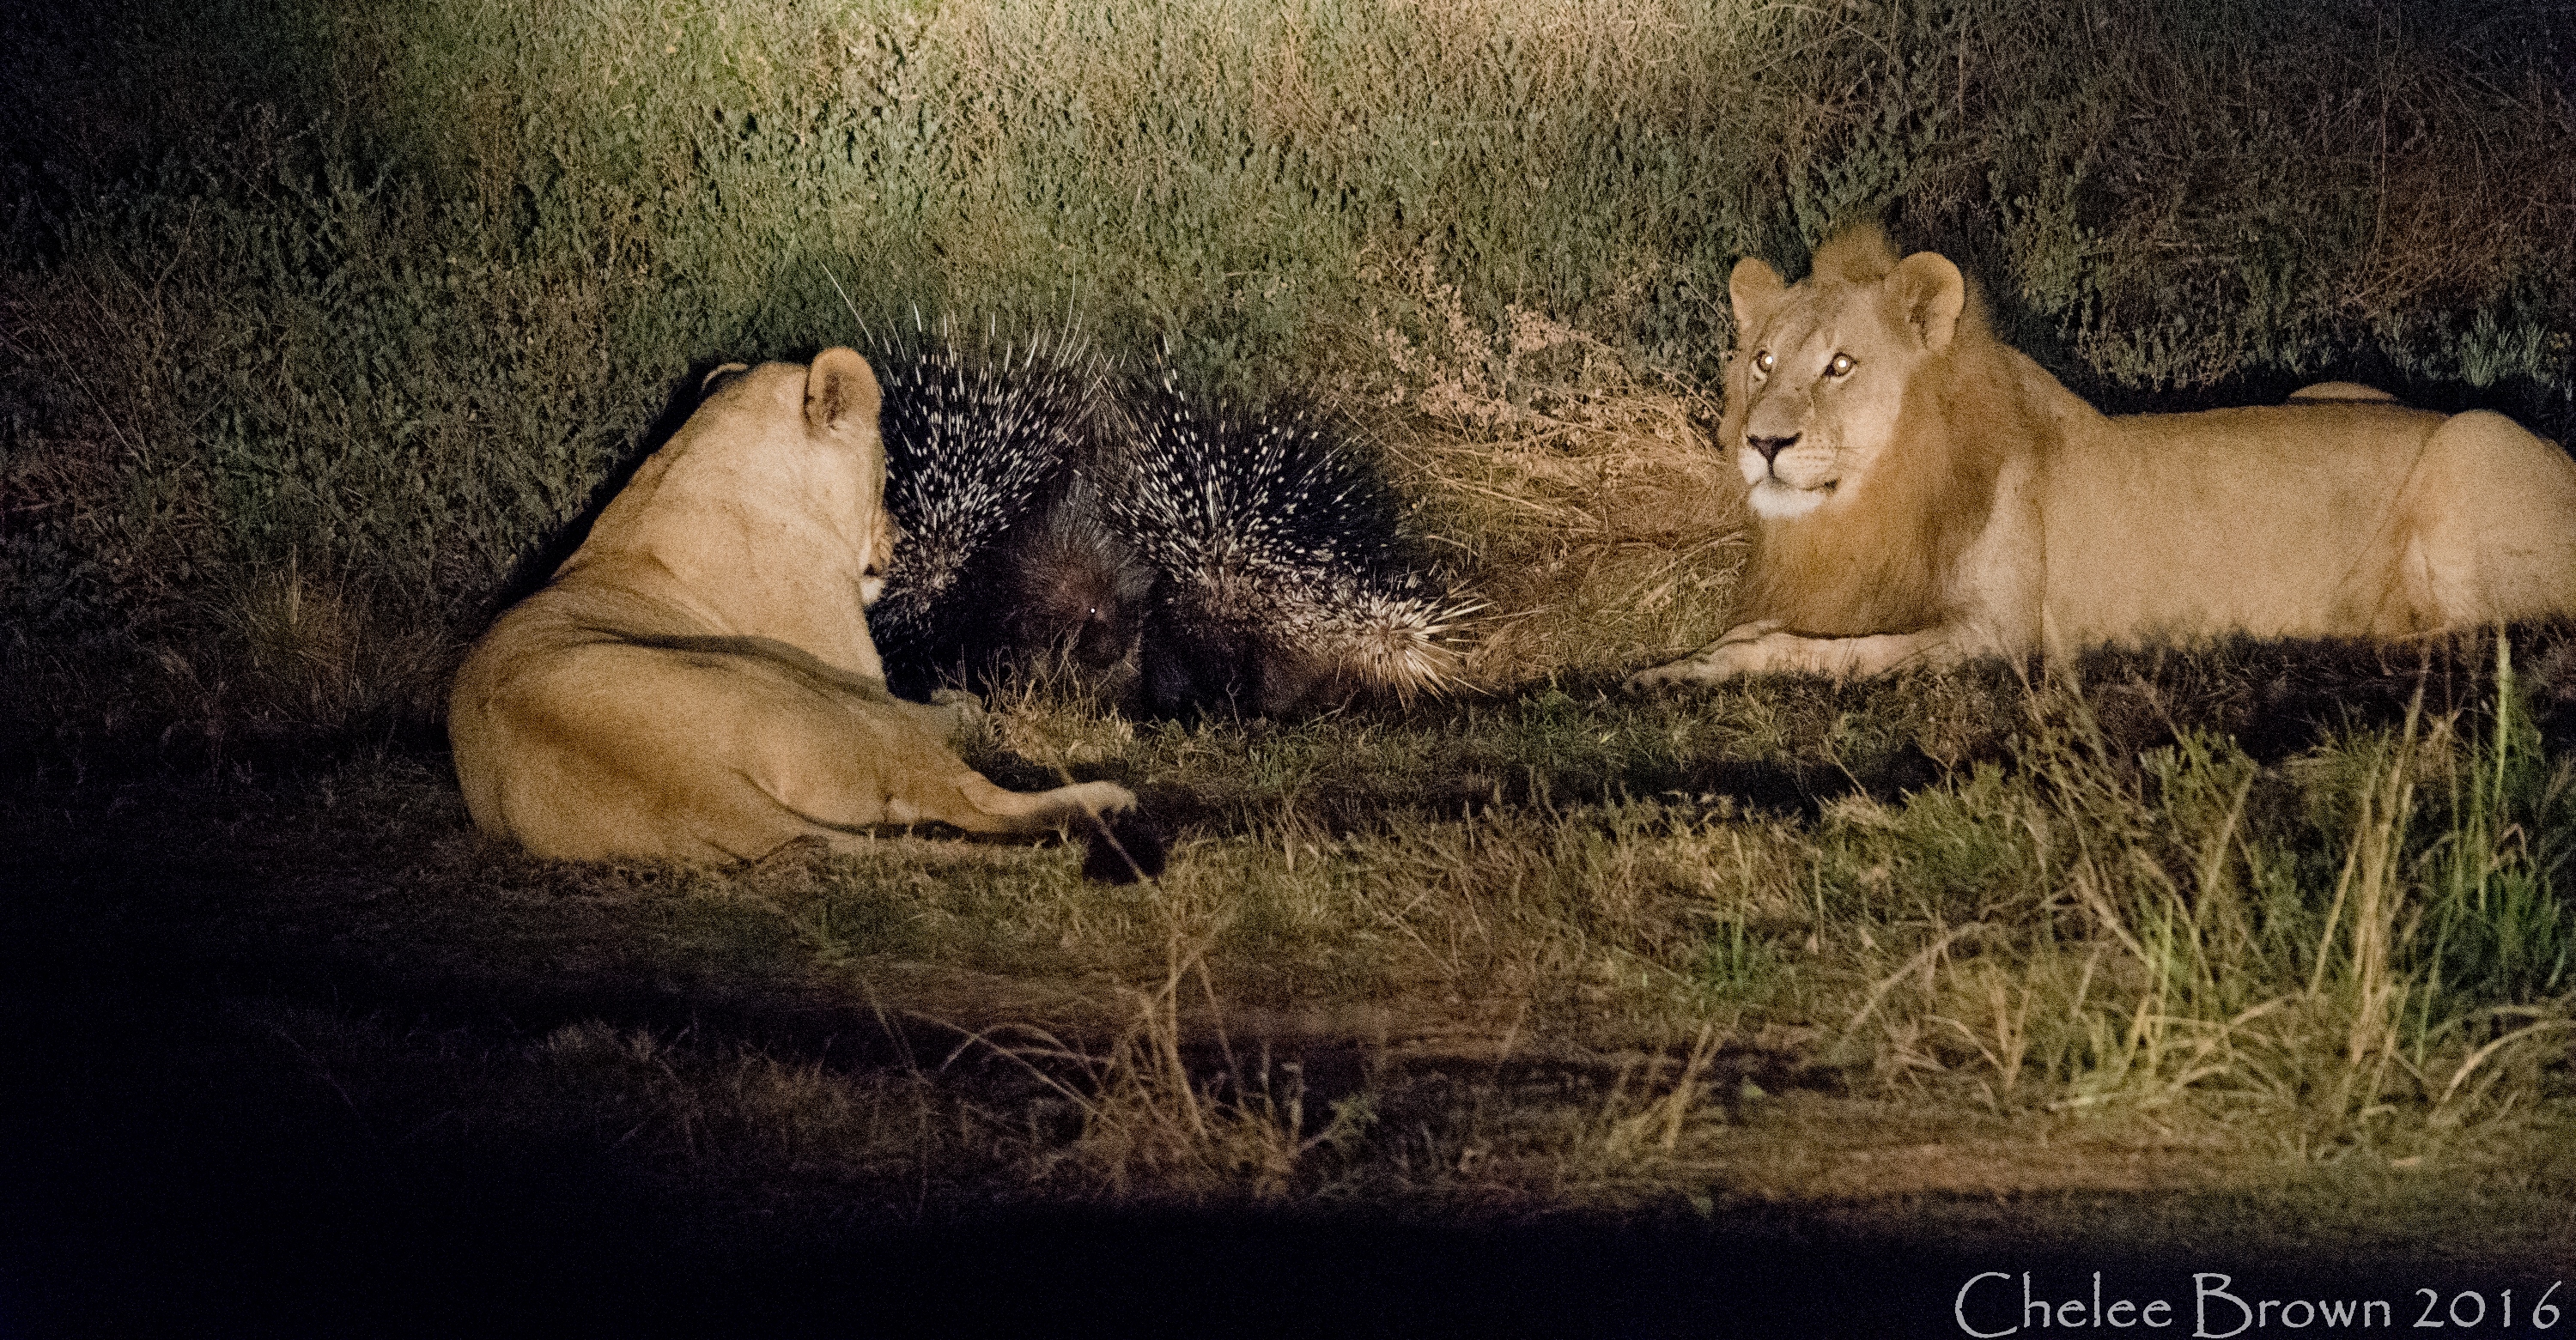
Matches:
[[570, 349, 896, 676], [1726, 227, 1966, 520], [688, 361, 897, 615], [1722, 225, 2022, 636]]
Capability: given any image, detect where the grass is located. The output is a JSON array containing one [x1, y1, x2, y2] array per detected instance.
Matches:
[[6, 0, 2573, 688], [9, 635, 2574, 1242], [7, 652, 2576, 1337], [5, 0, 2576, 1306]]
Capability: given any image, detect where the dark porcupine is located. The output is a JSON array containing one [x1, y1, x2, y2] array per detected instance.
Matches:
[[986, 472, 1156, 691], [864, 318, 1102, 697], [1100, 368, 1476, 718]]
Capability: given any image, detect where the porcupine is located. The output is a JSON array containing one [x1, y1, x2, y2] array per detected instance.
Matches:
[[986, 471, 1156, 688], [860, 318, 1169, 880], [1098, 368, 1475, 718], [864, 318, 1108, 698]]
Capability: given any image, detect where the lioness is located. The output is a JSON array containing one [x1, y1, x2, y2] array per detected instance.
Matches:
[[1631, 226, 2576, 685], [449, 349, 1138, 863]]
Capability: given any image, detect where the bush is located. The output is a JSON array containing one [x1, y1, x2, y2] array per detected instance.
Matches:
[[3, 0, 2570, 738]]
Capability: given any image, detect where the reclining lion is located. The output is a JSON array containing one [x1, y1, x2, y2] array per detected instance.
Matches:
[[450, 349, 1142, 866], [1632, 226, 2576, 685]]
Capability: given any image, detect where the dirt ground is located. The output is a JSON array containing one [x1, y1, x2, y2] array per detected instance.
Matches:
[[5, 760, 2568, 1337]]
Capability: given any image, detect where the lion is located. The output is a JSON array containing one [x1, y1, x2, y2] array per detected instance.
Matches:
[[449, 349, 1140, 864], [1630, 226, 2576, 686]]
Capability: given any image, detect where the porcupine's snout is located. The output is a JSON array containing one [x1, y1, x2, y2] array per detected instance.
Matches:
[[995, 476, 1152, 682], [1021, 552, 1145, 670]]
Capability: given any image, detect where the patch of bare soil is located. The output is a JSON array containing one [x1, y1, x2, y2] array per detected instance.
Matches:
[[5, 767, 2571, 1337]]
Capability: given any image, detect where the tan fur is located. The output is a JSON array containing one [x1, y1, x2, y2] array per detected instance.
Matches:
[[449, 349, 1134, 862], [1631, 227, 2576, 685], [2287, 381, 2400, 403]]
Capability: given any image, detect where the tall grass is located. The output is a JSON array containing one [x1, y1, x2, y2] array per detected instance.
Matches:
[[4, 0, 2573, 728], [921, 636, 2573, 1160], [1811, 643, 2576, 1153]]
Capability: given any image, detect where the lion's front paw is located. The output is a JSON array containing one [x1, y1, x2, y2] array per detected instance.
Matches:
[[1700, 635, 1801, 679], [1625, 622, 1783, 690], [1061, 780, 1138, 817], [1625, 657, 1722, 691]]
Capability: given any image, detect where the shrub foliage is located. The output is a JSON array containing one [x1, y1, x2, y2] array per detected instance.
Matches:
[[3, 0, 2570, 676]]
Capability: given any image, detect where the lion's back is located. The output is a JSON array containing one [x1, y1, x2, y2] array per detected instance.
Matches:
[[2034, 402, 2576, 642], [449, 590, 946, 861]]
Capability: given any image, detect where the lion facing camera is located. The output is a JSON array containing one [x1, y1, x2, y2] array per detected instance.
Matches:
[[449, 349, 1142, 866], [1631, 226, 2576, 686]]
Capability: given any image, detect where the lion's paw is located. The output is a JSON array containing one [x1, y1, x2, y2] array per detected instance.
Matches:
[[1625, 658, 1722, 691], [1060, 780, 1138, 816], [1626, 622, 1784, 690], [1701, 636, 1797, 678]]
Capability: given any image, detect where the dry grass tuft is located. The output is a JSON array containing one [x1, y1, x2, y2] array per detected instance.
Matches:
[[1322, 260, 1750, 685], [1012, 931, 1369, 1203]]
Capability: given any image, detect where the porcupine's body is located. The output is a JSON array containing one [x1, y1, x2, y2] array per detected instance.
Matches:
[[1101, 371, 1473, 717], [865, 321, 1103, 697], [871, 327, 1470, 714]]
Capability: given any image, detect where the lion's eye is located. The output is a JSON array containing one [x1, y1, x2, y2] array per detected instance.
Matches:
[[1752, 349, 1774, 375], [1826, 353, 1856, 378]]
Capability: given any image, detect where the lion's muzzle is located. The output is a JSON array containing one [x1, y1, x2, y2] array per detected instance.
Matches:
[[1748, 433, 1799, 465]]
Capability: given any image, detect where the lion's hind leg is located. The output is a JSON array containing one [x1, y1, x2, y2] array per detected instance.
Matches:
[[737, 681, 1134, 840], [884, 771, 1138, 838], [2403, 411, 2576, 627], [847, 700, 1163, 878], [878, 764, 1163, 884]]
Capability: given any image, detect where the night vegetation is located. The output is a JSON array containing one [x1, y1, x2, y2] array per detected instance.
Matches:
[[4, 0, 2573, 1323]]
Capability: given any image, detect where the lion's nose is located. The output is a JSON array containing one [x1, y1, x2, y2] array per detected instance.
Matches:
[[1748, 434, 1799, 465]]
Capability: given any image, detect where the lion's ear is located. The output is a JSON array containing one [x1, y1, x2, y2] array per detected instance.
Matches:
[[1729, 258, 1787, 337], [804, 348, 881, 435], [1887, 252, 1965, 352], [699, 362, 750, 397]]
